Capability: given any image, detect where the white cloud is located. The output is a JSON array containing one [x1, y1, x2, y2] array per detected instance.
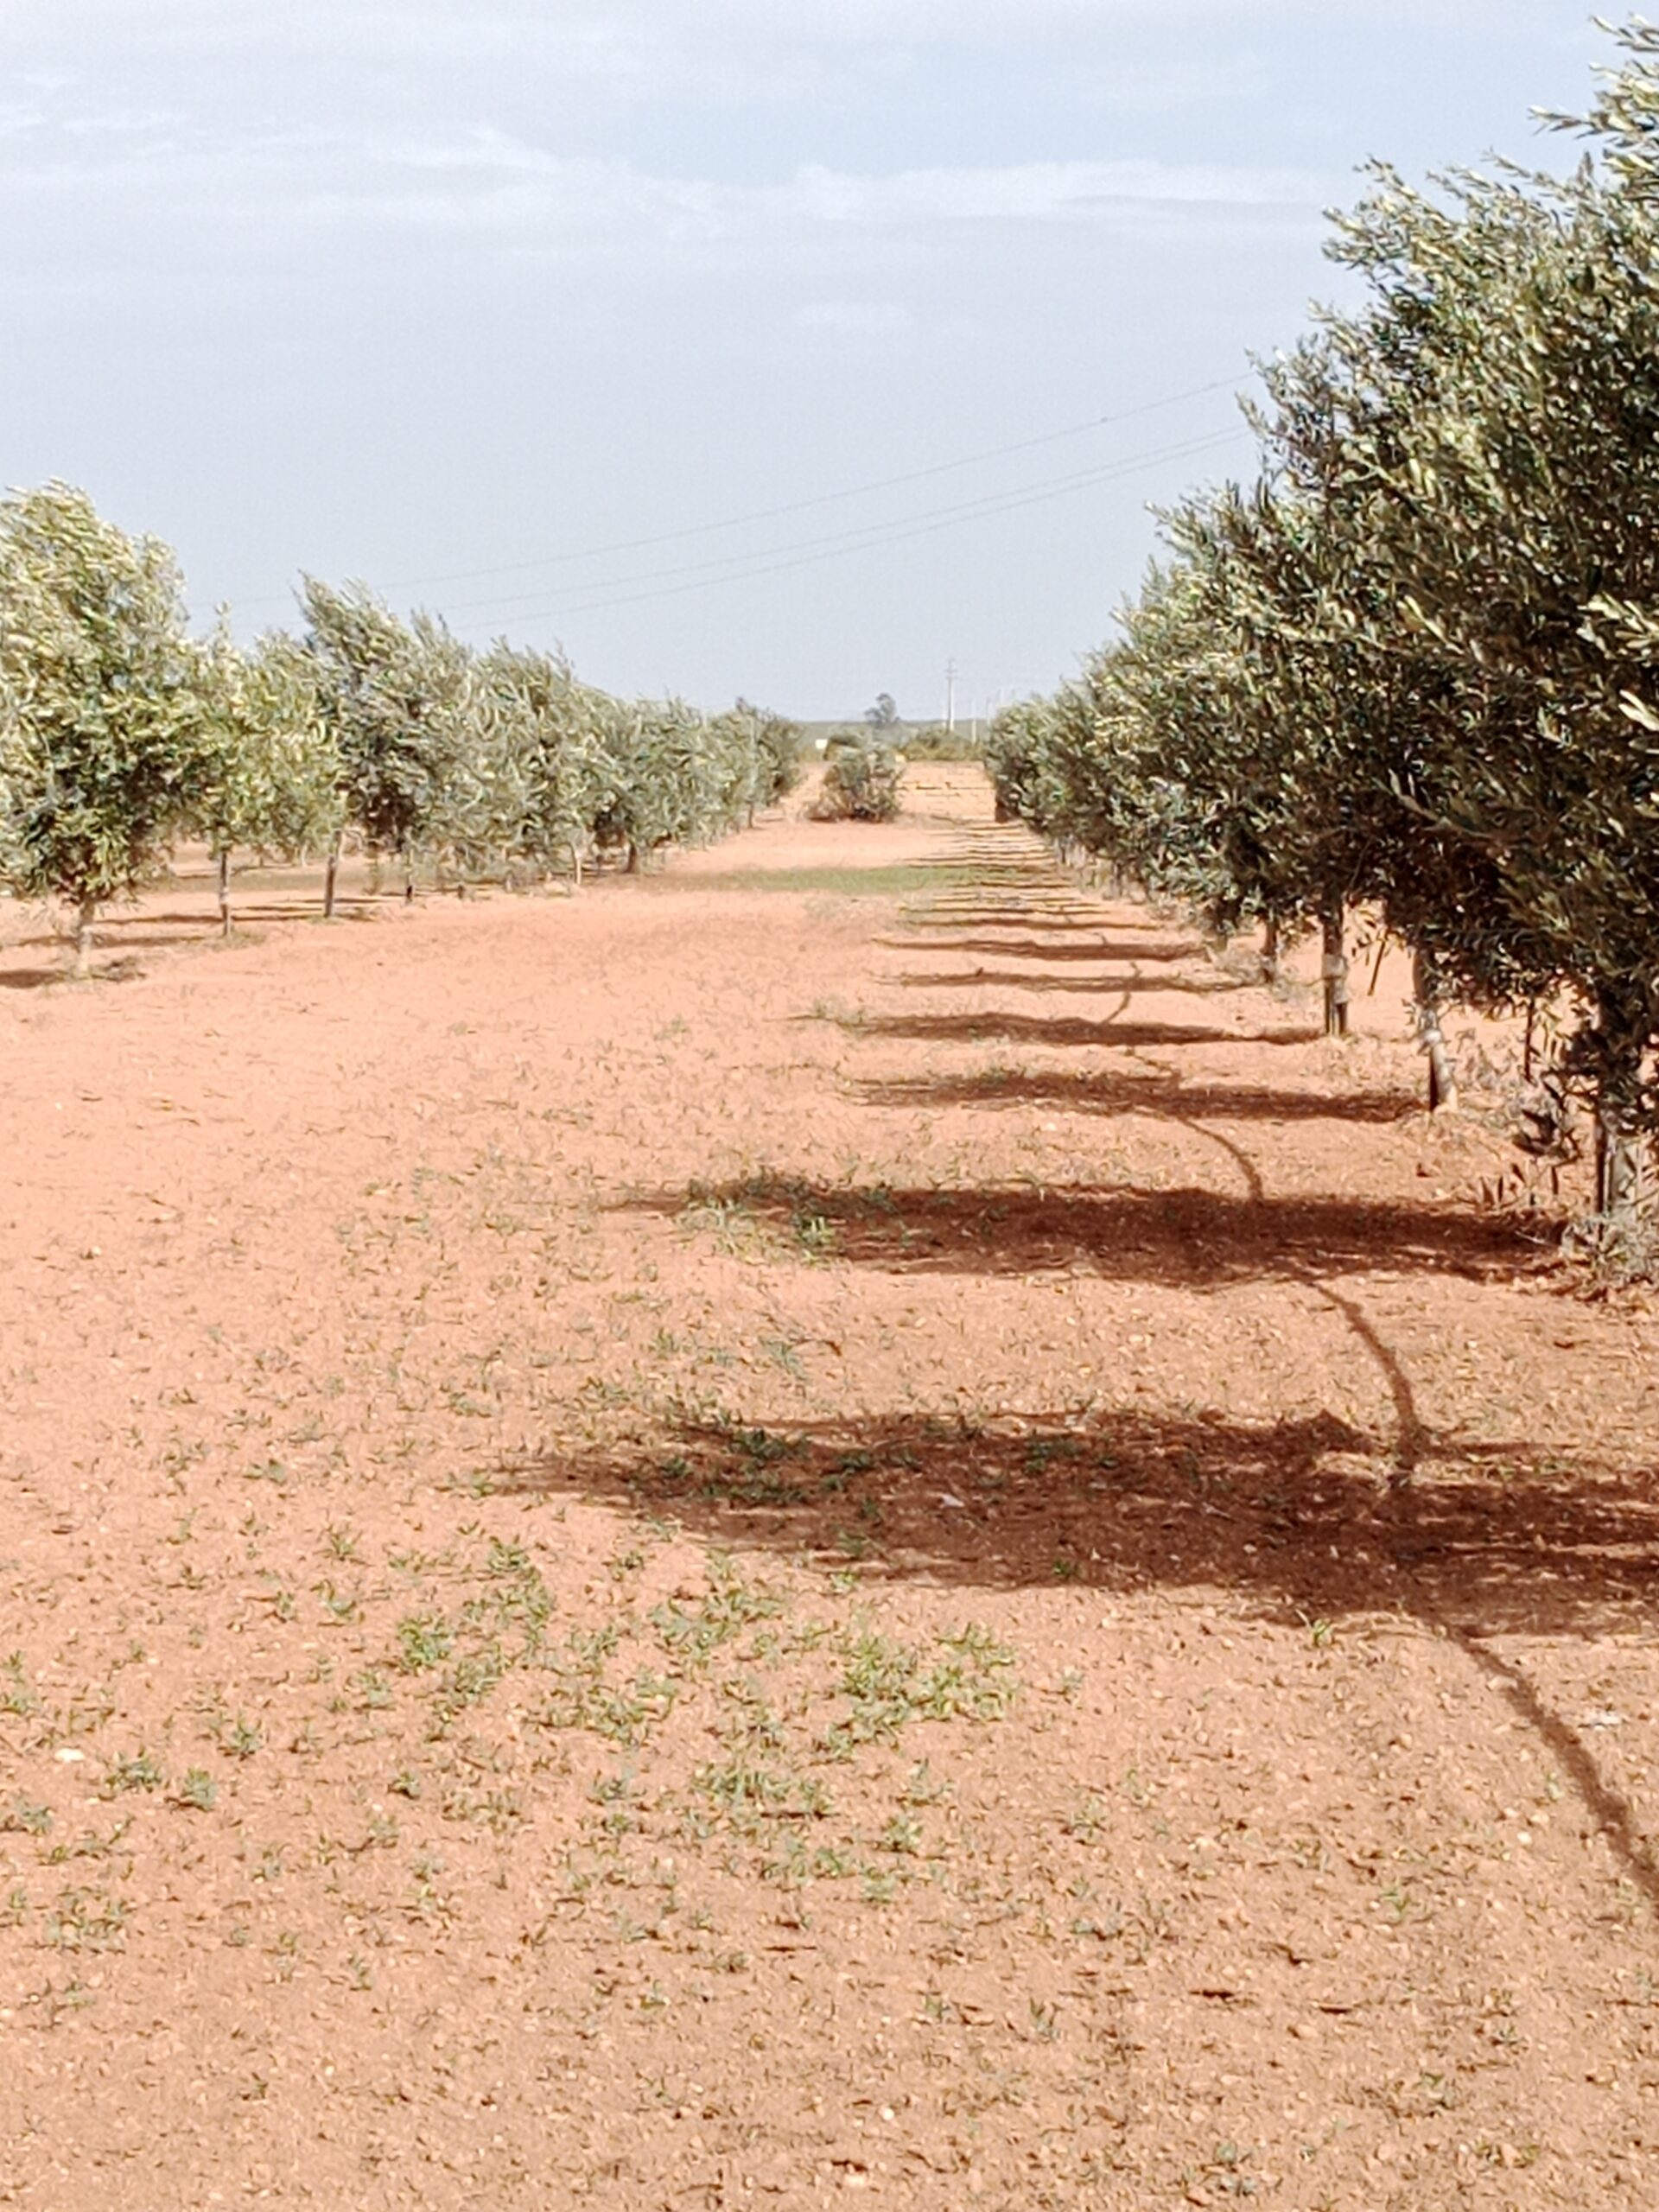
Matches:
[[0, 92, 1337, 267], [769, 158, 1329, 223], [315, 145, 1336, 262], [0, 0, 1549, 114]]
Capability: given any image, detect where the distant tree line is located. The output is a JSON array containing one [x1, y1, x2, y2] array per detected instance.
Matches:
[[0, 485, 804, 967], [986, 22, 1659, 1244]]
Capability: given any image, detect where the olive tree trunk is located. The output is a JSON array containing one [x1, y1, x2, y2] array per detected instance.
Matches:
[[215, 848, 232, 939], [1262, 913, 1282, 985], [1410, 949, 1459, 1112], [1598, 1106, 1644, 1222], [1321, 906, 1350, 1039], [323, 836, 341, 919], [1590, 990, 1650, 1228], [71, 896, 98, 978]]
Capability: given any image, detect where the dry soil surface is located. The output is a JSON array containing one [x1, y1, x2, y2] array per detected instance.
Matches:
[[3, 766, 1659, 2209]]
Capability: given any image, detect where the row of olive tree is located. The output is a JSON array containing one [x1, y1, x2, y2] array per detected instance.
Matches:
[[0, 486, 804, 967], [986, 21, 1659, 1237]]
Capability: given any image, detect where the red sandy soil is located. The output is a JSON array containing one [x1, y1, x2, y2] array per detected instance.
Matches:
[[2, 765, 1657, 2209]]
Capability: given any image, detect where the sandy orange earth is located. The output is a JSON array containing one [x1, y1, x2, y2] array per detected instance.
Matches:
[[2, 764, 1657, 2209]]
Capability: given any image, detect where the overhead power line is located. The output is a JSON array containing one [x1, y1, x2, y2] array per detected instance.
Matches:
[[397, 373, 1243, 589], [450, 423, 1251, 633], [231, 373, 1243, 611], [435, 420, 1243, 620]]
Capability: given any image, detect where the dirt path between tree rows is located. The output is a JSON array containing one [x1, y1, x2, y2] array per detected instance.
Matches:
[[2, 765, 1657, 2209]]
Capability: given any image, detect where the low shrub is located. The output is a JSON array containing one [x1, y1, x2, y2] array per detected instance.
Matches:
[[814, 737, 903, 823]]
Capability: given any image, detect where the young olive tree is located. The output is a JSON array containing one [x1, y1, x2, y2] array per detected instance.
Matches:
[[589, 696, 725, 868], [747, 701, 808, 807], [983, 698, 1053, 826], [708, 699, 804, 822], [243, 632, 348, 867], [816, 732, 903, 822], [300, 580, 473, 908], [486, 646, 616, 885], [0, 485, 205, 972], [191, 625, 343, 933]]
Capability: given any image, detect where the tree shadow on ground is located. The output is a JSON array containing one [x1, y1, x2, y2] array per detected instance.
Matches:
[[0, 954, 156, 989], [500, 1389, 1659, 1913], [852, 1068, 1416, 1128], [622, 1175, 1535, 1284], [149, 900, 384, 924], [902, 902, 1110, 929], [494, 1407, 1657, 1642], [89, 931, 215, 951], [16, 925, 197, 953], [222, 901, 378, 923], [0, 899, 380, 984], [842, 1010, 1307, 1050], [498, 1404, 1659, 1907], [880, 935, 1196, 963], [893, 969, 1240, 997]]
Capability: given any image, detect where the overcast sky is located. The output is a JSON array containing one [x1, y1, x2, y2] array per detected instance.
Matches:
[[0, 3, 1615, 718]]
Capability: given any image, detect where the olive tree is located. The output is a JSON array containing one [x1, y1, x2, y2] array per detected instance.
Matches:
[[997, 24, 1659, 1191], [1281, 113, 1659, 1221], [589, 696, 731, 868], [0, 485, 205, 971], [986, 543, 1344, 988], [709, 699, 804, 818], [481, 645, 615, 885], [817, 732, 903, 822], [300, 580, 474, 908], [191, 624, 343, 932]]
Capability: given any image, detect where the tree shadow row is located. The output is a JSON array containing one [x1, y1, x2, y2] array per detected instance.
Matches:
[[621, 1176, 1537, 1284], [853, 1068, 1416, 1128], [495, 1407, 1657, 1640]]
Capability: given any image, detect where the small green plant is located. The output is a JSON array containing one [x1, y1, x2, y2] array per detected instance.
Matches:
[[813, 736, 903, 823], [396, 1613, 454, 1674], [221, 1714, 262, 1760], [1064, 1792, 1109, 1843], [100, 1751, 165, 1796], [878, 1814, 923, 1856], [44, 1887, 132, 1952], [314, 1580, 361, 1624], [353, 1669, 394, 1711], [1, 1654, 39, 1717]]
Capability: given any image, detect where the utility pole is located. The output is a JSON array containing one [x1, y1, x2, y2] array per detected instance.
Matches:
[[944, 658, 957, 734]]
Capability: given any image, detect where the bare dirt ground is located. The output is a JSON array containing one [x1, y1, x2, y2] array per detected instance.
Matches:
[[3, 764, 1659, 2209]]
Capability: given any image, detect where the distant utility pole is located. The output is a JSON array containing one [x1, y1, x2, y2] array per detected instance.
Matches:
[[944, 658, 957, 734]]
